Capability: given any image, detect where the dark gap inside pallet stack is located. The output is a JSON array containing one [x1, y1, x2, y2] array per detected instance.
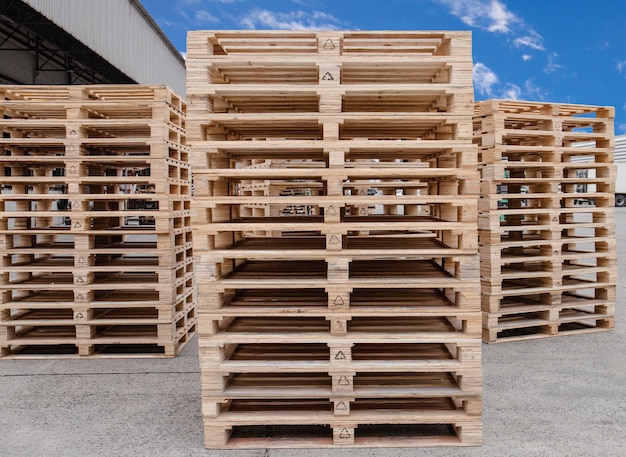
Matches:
[[229, 424, 457, 439], [7, 343, 166, 356]]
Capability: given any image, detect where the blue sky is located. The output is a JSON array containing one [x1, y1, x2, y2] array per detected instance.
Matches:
[[143, 0, 626, 133]]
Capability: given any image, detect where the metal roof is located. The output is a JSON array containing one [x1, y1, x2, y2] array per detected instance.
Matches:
[[21, 0, 186, 96]]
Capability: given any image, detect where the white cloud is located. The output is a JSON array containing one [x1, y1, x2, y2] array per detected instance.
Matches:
[[240, 9, 342, 30], [180, 51, 187, 60], [439, 0, 545, 60], [514, 31, 544, 50], [473, 62, 499, 96], [617, 60, 626, 74], [486, 0, 516, 32], [545, 52, 565, 73], [439, 0, 519, 33], [195, 10, 219, 23], [473, 62, 546, 101], [618, 124, 626, 134], [158, 18, 178, 28], [524, 80, 546, 100], [522, 54, 532, 61], [500, 83, 521, 100]]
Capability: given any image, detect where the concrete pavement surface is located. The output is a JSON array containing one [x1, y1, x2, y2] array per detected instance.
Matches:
[[1, 209, 625, 457]]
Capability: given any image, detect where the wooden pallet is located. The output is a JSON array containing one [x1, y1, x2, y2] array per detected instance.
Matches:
[[188, 30, 480, 448], [0, 84, 196, 358], [474, 99, 616, 343], [204, 417, 482, 448], [482, 311, 614, 344]]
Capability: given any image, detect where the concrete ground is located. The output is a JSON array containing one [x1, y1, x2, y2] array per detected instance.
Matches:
[[1, 210, 625, 457]]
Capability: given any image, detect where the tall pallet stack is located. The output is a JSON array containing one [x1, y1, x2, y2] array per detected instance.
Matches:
[[187, 30, 482, 448], [474, 100, 616, 343], [0, 85, 196, 357]]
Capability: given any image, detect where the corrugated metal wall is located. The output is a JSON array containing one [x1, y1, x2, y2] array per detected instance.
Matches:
[[22, 0, 186, 96]]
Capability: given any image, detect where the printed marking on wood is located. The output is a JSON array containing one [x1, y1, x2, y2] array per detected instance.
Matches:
[[322, 72, 335, 81], [335, 350, 346, 360], [323, 39, 335, 50], [73, 222, 82, 229], [335, 401, 347, 411], [329, 234, 340, 245], [327, 206, 338, 216], [75, 312, 84, 319], [339, 428, 351, 439], [333, 295, 345, 306], [338, 376, 350, 386]]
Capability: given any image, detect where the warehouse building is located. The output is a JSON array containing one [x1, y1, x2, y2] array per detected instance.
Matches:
[[615, 133, 626, 162], [0, 0, 185, 95]]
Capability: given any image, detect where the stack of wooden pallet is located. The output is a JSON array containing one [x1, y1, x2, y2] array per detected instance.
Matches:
[[474, 100, 616, 343], [0, 85, 196, 357], [187, 30, 482, 448]]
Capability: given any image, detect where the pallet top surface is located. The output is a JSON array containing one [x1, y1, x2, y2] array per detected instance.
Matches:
[[0, 84, 183, 103], [475, 99, 614, 118], [187, 30, 471, 58]]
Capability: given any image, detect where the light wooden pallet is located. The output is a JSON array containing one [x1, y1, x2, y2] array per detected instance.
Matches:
[[0, 309, 196, 358], [482, 308, 614, 344], [474, 99, 616, 343], [204, 416, 482, 448], [477, 146, 614, 164], [0, 84, 196, 358], [199, 339, 481, 370], [201, 287, 480, 322], [474, 101, 614, 145], [1, 83, 182, 98], [188, 30, 480, 448], [199, 339, 481, 447]]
